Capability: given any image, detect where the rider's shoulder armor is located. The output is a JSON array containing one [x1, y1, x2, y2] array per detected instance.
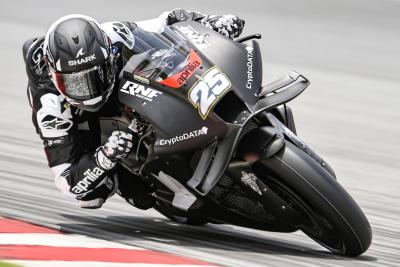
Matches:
[[23, 36, 58, 109], [23, 37, 73, 140], [23, 37, 49, 83]]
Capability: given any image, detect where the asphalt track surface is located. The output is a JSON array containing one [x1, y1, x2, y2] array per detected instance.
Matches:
[[1, 0, 399, 266]]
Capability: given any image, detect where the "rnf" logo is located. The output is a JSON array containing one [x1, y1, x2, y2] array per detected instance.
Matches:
[[121, 81, 163, 102]]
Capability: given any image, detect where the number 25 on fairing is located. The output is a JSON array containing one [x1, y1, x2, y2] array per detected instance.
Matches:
[[188, 66, 231, 120]]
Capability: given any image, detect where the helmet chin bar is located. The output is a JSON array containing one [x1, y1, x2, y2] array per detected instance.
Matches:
[[83, 96, 103, 105], [64, 81, 115, 112], [66, 96, 104, 112]]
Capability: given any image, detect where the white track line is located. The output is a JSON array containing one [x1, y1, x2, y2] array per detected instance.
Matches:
[[0, 233, 144, 249]]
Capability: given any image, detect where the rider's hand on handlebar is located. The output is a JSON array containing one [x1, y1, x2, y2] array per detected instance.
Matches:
[[201, 14, 245, 39], [95, 131, 133, 170]]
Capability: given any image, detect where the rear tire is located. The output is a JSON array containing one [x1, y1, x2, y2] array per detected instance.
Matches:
[[255, 141, 372, 256]]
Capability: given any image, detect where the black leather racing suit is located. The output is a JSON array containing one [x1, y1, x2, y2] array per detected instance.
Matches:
[[23, 9, 244, 209]]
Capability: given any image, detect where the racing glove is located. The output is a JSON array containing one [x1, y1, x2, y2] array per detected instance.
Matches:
[[200, 14, 245, 39], [95, 131, 134, 170]]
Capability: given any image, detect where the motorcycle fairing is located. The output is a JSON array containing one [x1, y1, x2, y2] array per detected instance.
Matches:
[[172, 21, 263, 107], [119, 72, 230, 155], [187, 72, 310, 195]]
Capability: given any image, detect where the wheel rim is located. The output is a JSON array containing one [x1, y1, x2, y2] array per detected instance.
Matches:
[[264, 176, 346, 254]]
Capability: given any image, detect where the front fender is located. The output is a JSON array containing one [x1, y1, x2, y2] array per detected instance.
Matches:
[[237, 126, 285, 159], [238, 114, 337, 179]]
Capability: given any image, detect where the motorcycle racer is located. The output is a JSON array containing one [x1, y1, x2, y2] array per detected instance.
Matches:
[[23, 9, 245, 209]]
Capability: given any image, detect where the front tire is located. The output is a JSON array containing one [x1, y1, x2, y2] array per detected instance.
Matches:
[[254, 141, 372, 256]]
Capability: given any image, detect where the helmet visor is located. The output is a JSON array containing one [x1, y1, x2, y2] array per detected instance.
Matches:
[[51, 57, 116, 101]]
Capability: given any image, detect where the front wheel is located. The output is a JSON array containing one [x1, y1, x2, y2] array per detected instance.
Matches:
[[254, 141, 372, 256]]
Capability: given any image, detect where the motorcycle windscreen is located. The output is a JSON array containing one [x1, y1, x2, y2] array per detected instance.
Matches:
[[122, 26, 193, 86]]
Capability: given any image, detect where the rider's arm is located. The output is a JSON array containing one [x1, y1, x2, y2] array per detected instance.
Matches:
[[32, 89, 117, 207], [23, 38, 119, 208], [136, 8, 245, 39]]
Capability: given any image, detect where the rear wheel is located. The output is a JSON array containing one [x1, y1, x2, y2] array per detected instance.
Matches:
[[255, 141, 372, 256]]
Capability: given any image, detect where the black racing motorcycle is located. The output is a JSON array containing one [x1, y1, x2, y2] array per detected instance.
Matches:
[[107, 21, 372, 256]]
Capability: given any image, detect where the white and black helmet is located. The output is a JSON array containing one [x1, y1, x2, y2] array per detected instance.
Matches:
[[44, 14, 117, 112]]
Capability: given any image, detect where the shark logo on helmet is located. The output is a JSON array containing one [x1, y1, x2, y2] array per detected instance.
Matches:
[[76, 48, 86, 58], [68, 54, 96, 66]]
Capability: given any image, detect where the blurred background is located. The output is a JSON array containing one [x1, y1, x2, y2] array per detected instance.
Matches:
[[0, 0, 399, 266]]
